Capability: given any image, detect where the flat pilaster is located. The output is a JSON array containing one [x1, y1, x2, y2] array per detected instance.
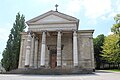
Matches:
[[90, 37, 95, 69], [18, 39, 24, 68], [38, 42, 41, 68], [25, 32, 31, 67]]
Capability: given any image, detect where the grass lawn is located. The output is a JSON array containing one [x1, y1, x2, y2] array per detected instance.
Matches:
[[107, 69, 120, 72]]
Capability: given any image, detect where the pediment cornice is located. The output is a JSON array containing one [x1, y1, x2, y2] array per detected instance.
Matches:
[[26, 10, 79, 26]]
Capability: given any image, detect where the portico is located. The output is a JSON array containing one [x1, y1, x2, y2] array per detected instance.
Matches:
[[18, 10, 95, 73], [20, 30, 78, 68]]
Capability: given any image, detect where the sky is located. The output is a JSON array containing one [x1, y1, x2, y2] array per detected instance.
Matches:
[[0, 0, 120, 61]]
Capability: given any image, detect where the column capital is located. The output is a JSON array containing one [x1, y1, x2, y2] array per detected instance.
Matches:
[[57, 29, 62, 32], [72, 29, 77, 32], [72, 29, 78, 33], [27, 30, 33, 35], [89, 37, 93, 39], [35, 37, 39, 40], [57, 30, 62, 35], [73, 30, 77, 36], [31, 33, 36, 38]]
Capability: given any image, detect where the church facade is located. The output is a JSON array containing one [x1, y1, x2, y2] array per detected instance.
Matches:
[[18, 10, 95, 73]]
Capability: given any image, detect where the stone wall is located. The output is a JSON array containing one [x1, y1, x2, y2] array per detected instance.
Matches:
[[62, 33, 73, 68], [18, 33, 28, 68], [77, 30, 94, 70]]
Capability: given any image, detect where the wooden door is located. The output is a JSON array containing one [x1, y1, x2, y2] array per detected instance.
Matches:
[[51, 54, 56, 69], [50, 50, 57, 69]]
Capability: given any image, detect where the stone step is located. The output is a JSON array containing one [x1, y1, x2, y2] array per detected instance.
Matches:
[[6, 68, 93, 75]]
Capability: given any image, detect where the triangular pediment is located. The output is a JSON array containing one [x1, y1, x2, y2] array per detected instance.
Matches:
[[26, 10, 79, 25], [34, 14, 70, 23]]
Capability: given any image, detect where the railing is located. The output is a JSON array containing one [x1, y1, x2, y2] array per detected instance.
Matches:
[[96, 63, 120, 69]]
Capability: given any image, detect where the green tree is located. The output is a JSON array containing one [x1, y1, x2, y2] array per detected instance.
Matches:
[[1, 13, 26, 71], [1, 34, 14, 71], [111, 14, 120, 47], [102, 34, 120, 63], [94, 34, 105, 69]]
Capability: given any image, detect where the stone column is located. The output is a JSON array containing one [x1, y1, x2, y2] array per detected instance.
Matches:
[[73, 30, 78, 67], [40, 31, 46, 67], [30, 33, 35, 68], [57, 31, 62, 67], [34, 37, 38, 68], [18, 39, 24, 68], [25, 32, 31, 67]]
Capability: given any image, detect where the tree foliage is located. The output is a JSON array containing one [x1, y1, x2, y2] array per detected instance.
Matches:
[[102, 14, 120, 63], [94, 34, 105, 69], [1, 13, 26, 71], [102, 34, 120, 63], [111, 14, 120, 47]]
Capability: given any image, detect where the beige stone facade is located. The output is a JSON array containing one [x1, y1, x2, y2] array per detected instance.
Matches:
[[18, 10, 95, 73]]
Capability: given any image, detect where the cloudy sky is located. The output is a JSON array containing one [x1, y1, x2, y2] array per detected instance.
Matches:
[[0, 0, 120, 60]]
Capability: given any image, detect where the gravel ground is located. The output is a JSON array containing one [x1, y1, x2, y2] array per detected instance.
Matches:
[[0, 70, 120, 80]]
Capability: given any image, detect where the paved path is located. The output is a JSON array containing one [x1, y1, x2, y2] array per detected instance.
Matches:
[[0, 70, 120, 80]]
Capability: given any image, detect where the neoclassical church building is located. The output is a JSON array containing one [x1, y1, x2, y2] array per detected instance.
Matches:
[[18, 7, 95, 74]]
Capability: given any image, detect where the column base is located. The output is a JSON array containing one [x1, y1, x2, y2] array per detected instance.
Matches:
[[57, 66, 61, 67], [56, 66, 62, 69], [25, 65, 29, 67], [74, 66, 78, 67], [29, 66, 34, 68], [73, 66, 79, 69], [40, 66, 45, 68]]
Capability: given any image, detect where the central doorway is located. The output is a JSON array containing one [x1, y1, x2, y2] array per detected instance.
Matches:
[[50, 49, 57, 69]]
